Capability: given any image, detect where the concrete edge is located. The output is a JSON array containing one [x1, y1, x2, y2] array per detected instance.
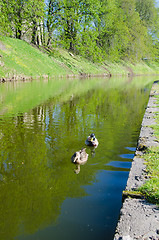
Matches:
[[114, 82, 159, 240]]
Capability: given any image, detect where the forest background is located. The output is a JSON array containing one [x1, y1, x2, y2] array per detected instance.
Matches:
[[1, 0, 159, 64]]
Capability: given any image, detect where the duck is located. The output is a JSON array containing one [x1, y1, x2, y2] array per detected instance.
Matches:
[[85, 133, 99, 147], [71, 148, 88, 164]]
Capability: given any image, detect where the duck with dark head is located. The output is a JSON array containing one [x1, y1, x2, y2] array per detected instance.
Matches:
[[85, 133, 99, 147]]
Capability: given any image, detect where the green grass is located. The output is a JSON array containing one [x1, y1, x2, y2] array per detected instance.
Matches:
[[0, 36, 70, 78], [140, 148, 159, 204], [139, 83, 159, 204], [0, 36, 108, 79], [46, 48, 107, 75], [127, 61, 159, 75], [1, 36, 159, 79]]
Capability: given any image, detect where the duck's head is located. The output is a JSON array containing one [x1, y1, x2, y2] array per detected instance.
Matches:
[[72, 151, 80, 163], [90, 133, 95, 141]]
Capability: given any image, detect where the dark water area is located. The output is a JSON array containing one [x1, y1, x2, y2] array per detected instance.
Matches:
[[0, 76, 155, 240]]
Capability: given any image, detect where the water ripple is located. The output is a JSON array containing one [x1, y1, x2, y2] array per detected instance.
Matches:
[[119, 154, 134, 159], [106, 161, 132, 169]]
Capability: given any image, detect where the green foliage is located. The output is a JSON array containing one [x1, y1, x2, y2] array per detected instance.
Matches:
[[0, 0, 45, 41], [1, 0, 159, 61], [44, 0, 159, 61], [0, 0, 13, 35], [136, 0, 159, 30]]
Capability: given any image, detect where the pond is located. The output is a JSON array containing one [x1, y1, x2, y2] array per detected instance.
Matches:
[[0, 76, 155, 240]]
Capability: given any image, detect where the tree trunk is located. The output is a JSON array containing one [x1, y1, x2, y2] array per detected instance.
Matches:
[[37, 22, 42, 46], [16, 28, 22, 39], [31, 20, 37, 45], [16, 8, 22, 39]]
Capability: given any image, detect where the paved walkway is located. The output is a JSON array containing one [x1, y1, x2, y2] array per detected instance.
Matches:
[[114, 82, 159, 240]]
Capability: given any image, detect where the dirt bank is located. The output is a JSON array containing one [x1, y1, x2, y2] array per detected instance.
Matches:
[[114, 82, 159, 240]]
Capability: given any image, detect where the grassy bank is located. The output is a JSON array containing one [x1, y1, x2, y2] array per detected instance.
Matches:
[[139, 83, 159, 204], [1, 36, 159, 80], [140, 147, 159, 204], [0, 36, 107, 80]]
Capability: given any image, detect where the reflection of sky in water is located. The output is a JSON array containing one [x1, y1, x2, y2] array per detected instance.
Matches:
[[106, 161, 132, 169], [125, 147, 136, 152], [19, 170, 129, 240], [119, 154, 134, 159]]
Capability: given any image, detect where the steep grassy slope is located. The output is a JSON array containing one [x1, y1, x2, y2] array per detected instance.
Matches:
[[1, 36, 159, 80], [0, 36, 108, 79]]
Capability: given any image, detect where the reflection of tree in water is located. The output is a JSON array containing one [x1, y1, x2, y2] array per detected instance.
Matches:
[[0, 109, 94, 240], [0, 81, 151, 239]]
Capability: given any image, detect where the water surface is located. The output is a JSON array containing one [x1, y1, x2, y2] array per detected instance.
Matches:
[[0, 76, 154, 240]]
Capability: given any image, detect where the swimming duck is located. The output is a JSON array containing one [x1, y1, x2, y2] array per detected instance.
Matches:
[[85, 133, 99, 147], [71, 148, 88, 164]]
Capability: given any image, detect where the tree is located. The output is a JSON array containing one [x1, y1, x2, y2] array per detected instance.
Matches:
[[135, 0, 159, 58], [58, 0, 84, 51], [0, 0, 15, 36], [136, 0, 158, 30], [1, 0, 159, 61], [95, 0, 129, 60], [45, 0, 101, 55], [46, 0, 61, 46], [27, 0, 45, 45], [0, 0, 45, 43], [114, 0, 151, 60]]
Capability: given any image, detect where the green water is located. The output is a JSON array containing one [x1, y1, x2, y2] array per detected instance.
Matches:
[[0, 76, 155, 240]]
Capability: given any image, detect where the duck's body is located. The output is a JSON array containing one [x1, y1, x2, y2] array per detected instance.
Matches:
[[85, 133, 99, 147], [71, 148, 88, 164]]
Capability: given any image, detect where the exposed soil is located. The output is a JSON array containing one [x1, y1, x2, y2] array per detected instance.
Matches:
[[114, 82, 159, 240], [0, 41, 6, 51]]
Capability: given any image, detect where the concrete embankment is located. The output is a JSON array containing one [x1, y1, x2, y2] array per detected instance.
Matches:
[[114, 82, 159, 240]]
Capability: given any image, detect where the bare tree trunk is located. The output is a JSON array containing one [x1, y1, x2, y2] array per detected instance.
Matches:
[[37, 22, 42, 46], [47, 0, 52, 46]]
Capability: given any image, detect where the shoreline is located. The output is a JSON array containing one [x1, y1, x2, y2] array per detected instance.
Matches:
[[0, 73, 110, 83], [1, 73, 159, 84], [114, 82, 159, 240]]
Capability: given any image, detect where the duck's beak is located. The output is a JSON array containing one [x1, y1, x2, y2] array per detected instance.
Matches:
[[91, 138, 93, 142]]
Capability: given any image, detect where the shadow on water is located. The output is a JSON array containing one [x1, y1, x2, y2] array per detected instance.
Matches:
[[0, 75, 155, 240]]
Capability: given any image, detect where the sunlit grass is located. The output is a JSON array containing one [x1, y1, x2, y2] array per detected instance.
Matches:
[[0, 36, 70, 78], [0, 36, 107, 78], [139, 83, 159, 204], [140, 148, 159, 204], [1, 36, 159, 79], [129, 61, 159, 75]]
